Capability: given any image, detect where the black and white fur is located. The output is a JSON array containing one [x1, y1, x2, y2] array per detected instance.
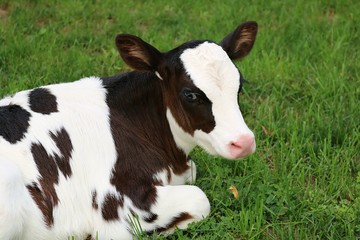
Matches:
[[0, 21, 258, 239]]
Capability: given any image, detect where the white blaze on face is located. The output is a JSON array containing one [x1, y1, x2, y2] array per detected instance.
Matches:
[[178, 42, 256, 159]]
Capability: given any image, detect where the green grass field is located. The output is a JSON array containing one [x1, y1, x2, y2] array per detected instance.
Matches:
[[1, 0, 359, 239]]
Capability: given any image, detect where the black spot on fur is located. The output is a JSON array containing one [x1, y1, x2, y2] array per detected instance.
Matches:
[[0, 104, 31, 143], [101, 193, 124, 221], [29, 88, 58, 114], [144, 213, 158, 223]]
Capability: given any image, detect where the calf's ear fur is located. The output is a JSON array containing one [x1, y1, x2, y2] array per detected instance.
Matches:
[[220, 21, 258, 60], [116, 34, 163, 71]]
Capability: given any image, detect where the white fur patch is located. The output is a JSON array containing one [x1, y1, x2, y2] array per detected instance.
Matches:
[[0, 77, 123, 239], [166, 109, 196, 154], [180, 42, 254, 159]]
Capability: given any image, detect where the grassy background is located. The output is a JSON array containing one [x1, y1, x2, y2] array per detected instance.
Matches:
[[1, 0, 359, 239]]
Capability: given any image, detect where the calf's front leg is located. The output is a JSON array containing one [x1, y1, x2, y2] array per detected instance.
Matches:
[[138, 185, 210, 235], [169, 158, 197, 185]]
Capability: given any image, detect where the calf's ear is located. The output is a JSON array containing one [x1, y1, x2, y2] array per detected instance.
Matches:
[[220, 21, 258, 60], [115, 34, 163, 71]]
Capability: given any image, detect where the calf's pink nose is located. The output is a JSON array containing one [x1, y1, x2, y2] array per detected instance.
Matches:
[[229, 134, 256, 159]]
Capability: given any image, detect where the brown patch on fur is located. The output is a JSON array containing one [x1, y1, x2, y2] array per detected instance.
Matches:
[[162, 58, 216, 134], [154, 212, 193, 233], [50, 128, 73, 178], [27, 182, 55, 227], [103, 72, 190, 211], [31, 143, 59, 204], [162, 69, 215, 135], [29, 128, 73, 227], [30, 142, 59, 227], [101, 193, 124, 221]]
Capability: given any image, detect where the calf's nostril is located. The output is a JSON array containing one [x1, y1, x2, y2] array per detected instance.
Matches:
[[230, 142, 242, 149]]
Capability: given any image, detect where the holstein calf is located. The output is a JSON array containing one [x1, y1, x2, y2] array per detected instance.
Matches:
[[0, 21, 257, 239]]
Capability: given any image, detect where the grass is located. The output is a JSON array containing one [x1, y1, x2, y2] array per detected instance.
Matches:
[[1, 0, 359, 239]]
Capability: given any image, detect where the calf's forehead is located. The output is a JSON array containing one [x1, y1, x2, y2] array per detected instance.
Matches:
[[179, 42, 240, 98]]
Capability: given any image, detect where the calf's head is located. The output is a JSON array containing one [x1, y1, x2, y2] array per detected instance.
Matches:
[[115, 21, 258, 160]]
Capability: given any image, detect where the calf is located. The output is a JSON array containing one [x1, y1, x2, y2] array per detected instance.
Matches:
[[0, 21, 257, 239]]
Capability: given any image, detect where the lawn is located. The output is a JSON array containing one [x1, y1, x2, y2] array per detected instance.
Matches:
[[0, 0, 359, 239]]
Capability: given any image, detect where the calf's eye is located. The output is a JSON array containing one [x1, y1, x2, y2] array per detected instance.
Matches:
[[181, 88, 200, 103]]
